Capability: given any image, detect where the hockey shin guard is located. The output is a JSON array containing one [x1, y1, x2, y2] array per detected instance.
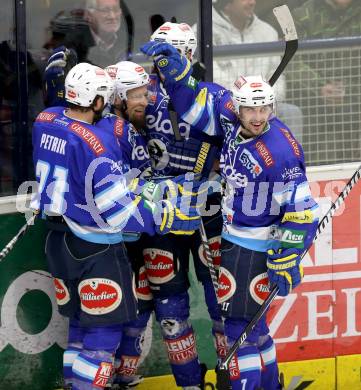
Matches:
[[259, 335, 282, 390], [155, 292, 202, 387], [112, 310, 151, 386], [71, 325, 122, 390]]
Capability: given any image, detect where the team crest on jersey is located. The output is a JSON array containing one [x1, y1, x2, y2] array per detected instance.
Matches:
[[198, 236, 221, 270], [136, 266, 153, 301], [143, 248, 176, 284], [249, 272, 270, 305], [147, 138, 169, 171], [217, 267, 236, 303], [53, 278, 70, 305], [239, 149, 263, 178], [78, 278, 122, 315]]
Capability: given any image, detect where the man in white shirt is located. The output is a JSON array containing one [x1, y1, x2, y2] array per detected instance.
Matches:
[[195, 0, 303, 142]]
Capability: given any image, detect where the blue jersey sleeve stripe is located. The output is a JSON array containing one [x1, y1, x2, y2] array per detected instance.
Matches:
[[95, 180, 128, 211], [106, 197, 142, 228]]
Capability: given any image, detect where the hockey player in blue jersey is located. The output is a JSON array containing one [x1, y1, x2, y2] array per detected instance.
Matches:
[[139, 22, 227, 389], [32, 62, 205, 390], [43, 32, 225, 387], [101, 61, 153, 389], [140, 41, 319, 390]]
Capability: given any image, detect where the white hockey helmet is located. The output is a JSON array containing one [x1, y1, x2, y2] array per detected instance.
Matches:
[[105, 61, 149, 101], [151, 22, 197, 59], [231, 75, 275, 113], [65, 63, 114, 107]]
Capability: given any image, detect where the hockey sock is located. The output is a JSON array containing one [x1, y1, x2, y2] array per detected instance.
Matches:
[[63, 319, 86, 386], [112, 310, 151, 386], [202, 279, 226, 362], [155, 292, 202, 387], [259, 336, 281, 390], [71, 324, 122, 389]]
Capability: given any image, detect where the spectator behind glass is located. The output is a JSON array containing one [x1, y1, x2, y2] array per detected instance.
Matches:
[[288, 0, 361, 163], [85, 0, 130, 66], [195, 0, 303, 143]]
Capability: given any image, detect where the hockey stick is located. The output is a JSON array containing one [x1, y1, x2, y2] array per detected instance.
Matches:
[[269, 5, 298, 87], [0, 212, 38, 261], [216, 164, 361, 389]]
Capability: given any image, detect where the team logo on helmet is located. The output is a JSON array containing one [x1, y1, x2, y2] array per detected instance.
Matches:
[[105, 66, 118, 79], [143, 248, 176, 284], [234, 76, 247, 89], [135, 66, 145, 73], [157, 58, 168, 68], [250, 82, 263, 88], [78, 278, 122, 315], [217, 267, 236, 303], [249, 272, 270, 305], [67, 90, 76, 99], [136, 266, 153, 301], [54, 278, 70, 305], [198, 236, 221, 270]]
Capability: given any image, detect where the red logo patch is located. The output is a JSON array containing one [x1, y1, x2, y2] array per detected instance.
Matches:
[[95, 68, 106, 76], [224, 100, 235, 112], [36, 112, 57, 122], [53, 278, 70, 305], [105, 66, 118, 79], [255, 141, 274, 167], [229, 354, 240, 380], [165, 332, 198, 365], [250, 82, 263, 88], [249, 272, 270, 305], [114, 118, 124, 137], [117, 355, 140, 377], [214, 332, 228, 358], [135, 66, 145, 73], [67, 90, 77, 99], [217, 267, 236, 303], [93, 362, 113, 388], [143, 248, 175, 284], [280, 128, 301, 157], [78, 278, 122, 315], [69, 122, 105, 156], [234, 76, 247, 89], [198, 236, 221, 270], [136, 266, 153, 301], [160, 26, 171, 31]]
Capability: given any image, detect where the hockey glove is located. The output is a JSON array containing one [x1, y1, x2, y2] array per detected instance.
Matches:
[[154, 199, 202, 235], [167, 138, 219, 176], [266, 247, 302, 271], [44, 46, 78, 107], [140, 41, 192, 83], [267, 248, 304, 296]]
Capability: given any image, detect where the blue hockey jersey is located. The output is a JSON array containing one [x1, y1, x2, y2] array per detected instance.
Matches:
[[32, 106, 157, 244], [164, 78, 320, 253]]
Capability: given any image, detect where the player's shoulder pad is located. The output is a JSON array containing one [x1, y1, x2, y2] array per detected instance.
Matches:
[[35, 106, 64, 122], [216, 88, 238, 122]]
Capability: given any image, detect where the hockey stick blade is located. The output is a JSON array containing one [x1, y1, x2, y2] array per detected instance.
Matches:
[[269, 5, 298, 87], [217, 164, 361, 390]]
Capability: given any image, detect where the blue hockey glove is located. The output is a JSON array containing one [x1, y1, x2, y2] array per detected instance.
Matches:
[[167, 138, 219, 175], [44, 46, 78, 107], [267, 248, 304, 296], [140, 41, 192, 83], [140, 41, 178, 57]]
